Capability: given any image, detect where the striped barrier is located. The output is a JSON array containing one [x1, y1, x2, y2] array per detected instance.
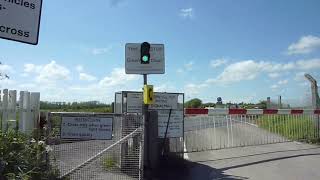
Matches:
[[180, 108, 320, 153], [185, 108, 320, 115]]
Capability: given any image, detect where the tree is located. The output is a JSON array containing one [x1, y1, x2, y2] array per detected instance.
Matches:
[[0, 61, 10, 80], [185, 98, 202, 108]]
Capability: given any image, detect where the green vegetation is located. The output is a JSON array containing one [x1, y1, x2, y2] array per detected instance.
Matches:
[[40, 101, 113, 113], [184, 98, 202, 108], [102, 156, 116, 171], [0, 130, 62, 179], [184, 98, 268, 109], [259, 115, 319, 141]]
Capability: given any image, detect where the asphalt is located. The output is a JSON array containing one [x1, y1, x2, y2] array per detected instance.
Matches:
[[185, 141, 320, 180], [181, 116, 320, 180]]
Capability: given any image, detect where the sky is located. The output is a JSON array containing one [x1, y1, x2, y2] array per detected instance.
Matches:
[[1, 0, 320, 105]]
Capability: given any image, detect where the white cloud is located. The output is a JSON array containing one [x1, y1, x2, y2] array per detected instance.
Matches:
[[294, 72, 306, 81], [76, 65, 84, 72], [184, 83, 208, 96], [206, 59, 320, 84], [211, 60, 263, 83], [35, 61, 71, 83], [296, 59, 320, 70], [210, 59, 228, 68], [270, 79, 288, 91], [287, 35, 320, 55], [92, 47, 112, 55], [79, 73, 97, 81], [277, 79, 288, 85], [154, 84, 177, 92], [268, 72, 280, 78], [24, 63, 42, 73], [0, 63, 14, 74], [99, 68, 138, 87], [179, 8, 194, 19]]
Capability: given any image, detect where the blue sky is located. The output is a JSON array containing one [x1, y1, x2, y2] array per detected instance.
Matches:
[[1, 0, 320, 105]]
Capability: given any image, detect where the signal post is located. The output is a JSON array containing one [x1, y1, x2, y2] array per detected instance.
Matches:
[[125, 42, 165, 179]]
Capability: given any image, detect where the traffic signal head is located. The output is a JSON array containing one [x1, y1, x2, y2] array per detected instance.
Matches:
[[141, 42, 150, 64]]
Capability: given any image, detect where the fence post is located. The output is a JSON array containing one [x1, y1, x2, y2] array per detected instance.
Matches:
[[2, 89, 8, 131], [8, 90, 17, 130], [19, 91, 25, 132], [23, 91, 32, 133], [31, 92, 40, 130]]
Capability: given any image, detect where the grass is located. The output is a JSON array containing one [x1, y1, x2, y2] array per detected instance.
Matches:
[[102, 156, 116, 171], [258, 115, 320, 141]]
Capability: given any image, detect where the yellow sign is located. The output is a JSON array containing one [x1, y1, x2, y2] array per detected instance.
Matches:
[[143, 85, 154, 104]]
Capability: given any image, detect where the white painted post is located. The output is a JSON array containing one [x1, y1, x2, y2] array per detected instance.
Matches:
[[8, 90, 17, 130], [23, 91, 32, 133], [19, 91, 25, 132], [30, 92, 40, 130], [2, 89, 8, 131]]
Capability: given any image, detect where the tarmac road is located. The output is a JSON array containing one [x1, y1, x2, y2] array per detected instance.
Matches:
[[183, 116, 320, 180], [185, 142, 320, 180]]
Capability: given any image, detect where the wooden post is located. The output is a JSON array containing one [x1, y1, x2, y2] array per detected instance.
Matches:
[[2, 89, 8, 131]]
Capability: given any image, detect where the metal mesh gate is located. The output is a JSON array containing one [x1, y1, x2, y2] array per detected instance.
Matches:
[[183, 112, 320, 152], [47, 112, 144, 180]]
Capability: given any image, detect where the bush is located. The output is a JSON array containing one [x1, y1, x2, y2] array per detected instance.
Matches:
[[0, 129, 61, 180]]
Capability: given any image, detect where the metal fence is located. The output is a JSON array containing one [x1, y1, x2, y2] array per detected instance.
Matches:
[[182, 113, 320, 153], [47, 112, 144, 180]]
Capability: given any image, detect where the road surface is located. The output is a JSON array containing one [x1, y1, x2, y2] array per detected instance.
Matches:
[[185, 141, 320, 180], [182, 116, 320, 180]]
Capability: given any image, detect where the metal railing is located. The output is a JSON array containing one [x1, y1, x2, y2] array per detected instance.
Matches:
[[183, 113, 320, 153], [47, 112, 144, 180]]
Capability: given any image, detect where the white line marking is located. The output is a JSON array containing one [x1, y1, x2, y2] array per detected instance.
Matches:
[[183, 140, 189, 160]]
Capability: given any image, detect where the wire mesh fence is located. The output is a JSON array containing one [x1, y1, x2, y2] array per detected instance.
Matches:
[[46, 112, 144, 180], [183, 113, 320, 152]]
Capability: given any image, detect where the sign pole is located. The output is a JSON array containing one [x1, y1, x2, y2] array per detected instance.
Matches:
[[143, 74, 151, 178]]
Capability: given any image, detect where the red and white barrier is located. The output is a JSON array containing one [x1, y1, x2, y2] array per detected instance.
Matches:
[[185, 108, 320, 115]]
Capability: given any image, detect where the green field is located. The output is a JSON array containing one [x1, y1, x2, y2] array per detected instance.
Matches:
[[259, 115, 320, 142]]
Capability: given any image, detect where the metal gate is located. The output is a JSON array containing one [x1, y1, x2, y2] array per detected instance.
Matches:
[[47, 112, 144, 180], [181, 108, 320, 153]]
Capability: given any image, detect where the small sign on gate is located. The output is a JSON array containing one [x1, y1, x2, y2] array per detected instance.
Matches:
[[126, 92, 178, 113], [158, 110, 183, 138], [61, 116, 113, 140]]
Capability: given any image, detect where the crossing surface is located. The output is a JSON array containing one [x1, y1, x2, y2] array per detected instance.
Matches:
[[186, 141, 320, 180]]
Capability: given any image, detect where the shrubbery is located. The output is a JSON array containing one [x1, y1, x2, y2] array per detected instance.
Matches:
[[0, 130, 61, 180]]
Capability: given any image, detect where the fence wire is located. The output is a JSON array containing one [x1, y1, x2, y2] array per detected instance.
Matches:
[[182, 114, 320, 153], [47, 112, 144, 180]]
